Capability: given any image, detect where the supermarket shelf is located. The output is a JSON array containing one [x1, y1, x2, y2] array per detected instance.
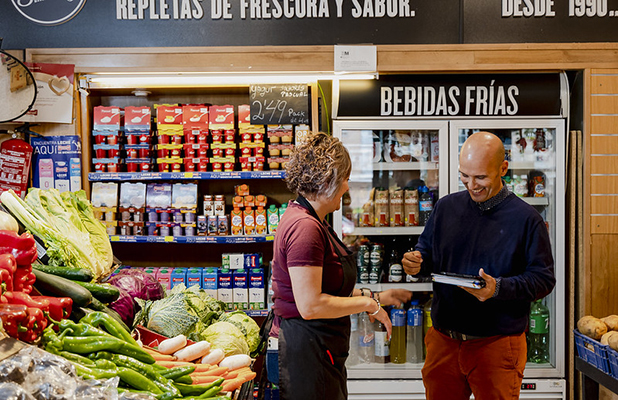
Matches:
[[345, 226, 425, 236], [89, 170, 286, 181], [372, 161, 439, 171], [524, 197, 550, 206], [109, 235, 275, 244], [355, 282, 433, 292]]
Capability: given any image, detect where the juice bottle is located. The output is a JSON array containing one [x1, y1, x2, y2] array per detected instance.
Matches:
[[230, 196, 243, 236], [255, 195, 267, 234], [267, 204, 279, 234], [423, 295, 433, 358], [390, 307, 406, 364]]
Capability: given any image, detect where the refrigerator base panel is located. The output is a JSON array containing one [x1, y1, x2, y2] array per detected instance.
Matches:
[[347, 379, 566, 400]]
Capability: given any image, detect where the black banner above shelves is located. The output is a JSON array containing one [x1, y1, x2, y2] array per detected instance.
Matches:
[[250, 84, 309, 125], [335, 73, 564, 118], [4, 0, 618, 48]]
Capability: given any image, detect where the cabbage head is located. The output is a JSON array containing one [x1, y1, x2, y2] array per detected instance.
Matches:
[[202, 321, 249, 356], [220, 311, 261, 354]]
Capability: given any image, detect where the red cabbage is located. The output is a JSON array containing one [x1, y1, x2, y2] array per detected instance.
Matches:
[[109, 287, 135, 328], [108, 268, 165, 301]]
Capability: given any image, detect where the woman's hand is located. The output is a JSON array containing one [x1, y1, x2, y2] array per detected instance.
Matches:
[[379, 289, 413, 308], [368, 306, 393, 340]]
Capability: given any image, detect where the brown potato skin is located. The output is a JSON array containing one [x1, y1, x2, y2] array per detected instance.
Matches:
[[578, 315, 608, 340], [602, 315, 618, 331]]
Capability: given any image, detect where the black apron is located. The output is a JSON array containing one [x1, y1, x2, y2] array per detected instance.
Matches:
[[278, 196, 357, 400]]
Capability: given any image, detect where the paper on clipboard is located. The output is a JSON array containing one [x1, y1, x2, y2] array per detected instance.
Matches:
[[431, 273, 486, 289]]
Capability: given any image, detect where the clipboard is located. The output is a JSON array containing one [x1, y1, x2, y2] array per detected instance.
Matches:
[[431, 273, 486, 289]]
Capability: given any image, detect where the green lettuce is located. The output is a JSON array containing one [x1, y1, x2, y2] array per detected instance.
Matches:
[[220, 311, 261, 354], [201, 321, 250, 356]]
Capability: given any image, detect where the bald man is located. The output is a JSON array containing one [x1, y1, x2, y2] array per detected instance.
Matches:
[[402, 132, 555, 400]]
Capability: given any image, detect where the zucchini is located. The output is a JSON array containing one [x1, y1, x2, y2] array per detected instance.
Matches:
[[73, 281, 121, 303], [32, 264, 93, 282], [33, 269, 93, 307]]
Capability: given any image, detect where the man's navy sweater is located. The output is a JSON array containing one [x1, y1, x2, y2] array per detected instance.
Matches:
[[416, 190, 556, 337]]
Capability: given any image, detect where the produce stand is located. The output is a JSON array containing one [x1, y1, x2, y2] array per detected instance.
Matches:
[[575, 357, 618, 400]]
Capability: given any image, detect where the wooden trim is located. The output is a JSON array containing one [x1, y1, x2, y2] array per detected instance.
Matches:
[[24, 43, 618, 74], [584, 71, 592, 317]]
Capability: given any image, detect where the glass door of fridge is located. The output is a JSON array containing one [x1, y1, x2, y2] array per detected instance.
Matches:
[[448, 120, 566, 379], [333, 120, 448, 379]]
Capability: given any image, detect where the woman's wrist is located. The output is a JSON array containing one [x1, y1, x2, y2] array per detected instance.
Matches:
[[368, 297, 381, 316]]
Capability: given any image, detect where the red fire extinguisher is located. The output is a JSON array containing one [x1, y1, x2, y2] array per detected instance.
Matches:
[[0, 134, 33, 199]]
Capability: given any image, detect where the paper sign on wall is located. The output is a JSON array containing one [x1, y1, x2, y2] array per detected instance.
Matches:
[[18, 63, 75, 124], [30, 135, 82, 193]]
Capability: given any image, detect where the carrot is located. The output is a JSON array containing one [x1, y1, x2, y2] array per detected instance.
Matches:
[[234, 366, 253, 377], [191, 375, 222, 385], [190, 366, 228, 377], [221, 370, 238, 380]]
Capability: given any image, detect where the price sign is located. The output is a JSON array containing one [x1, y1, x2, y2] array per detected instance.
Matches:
[[249, 84, 309, 125]]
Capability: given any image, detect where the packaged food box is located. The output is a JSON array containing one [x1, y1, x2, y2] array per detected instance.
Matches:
[[93, 106, 122, 131], [146, 183, 172, 209], [209, 105, 235, 129], [91, 182, 119, 207], [125, 106, 151, 131], [183, 158, 208, 172], [120, 182, 147, 208], [172, 183, 198, 209]]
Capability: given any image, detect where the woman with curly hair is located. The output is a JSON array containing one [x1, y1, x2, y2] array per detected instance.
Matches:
[[271, 132, 411, 400]]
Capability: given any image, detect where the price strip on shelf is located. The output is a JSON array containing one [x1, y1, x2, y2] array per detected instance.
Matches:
[[250, 84, 309, 125]]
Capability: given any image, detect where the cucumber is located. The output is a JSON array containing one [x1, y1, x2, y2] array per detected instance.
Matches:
[[32, 264, 93, 282], [32, 269, 93, 307], [73, 281, 121, 303]]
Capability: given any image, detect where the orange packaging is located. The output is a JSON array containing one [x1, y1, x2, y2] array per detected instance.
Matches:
[[255, 207, 267, 235], [243, 208, 255, 235], [231, 206, 243, 236]]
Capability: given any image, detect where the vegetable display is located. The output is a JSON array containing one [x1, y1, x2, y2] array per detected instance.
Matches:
[[0, 188, 114, 280]]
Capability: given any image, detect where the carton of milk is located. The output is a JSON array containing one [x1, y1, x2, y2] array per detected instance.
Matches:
[[186, 268, 202, 289], [171, 268, 187, 289], [202, 268, 218, 299], [218, 269, 233, 311], [233, 269, 249, 310], [249, 268, 265, 310]]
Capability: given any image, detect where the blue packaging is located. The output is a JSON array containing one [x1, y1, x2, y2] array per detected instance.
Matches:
[[171, 268, 187, 289], [233, 269, 249, 310], [186, 268, 202, 289], [218, 268, 233, 310], [249, 268, 265, 310], [202, 268, 218, 298]]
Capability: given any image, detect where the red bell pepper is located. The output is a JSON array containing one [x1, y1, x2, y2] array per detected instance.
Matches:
[[0, 303, 29, 339], [18, 307, 47, 342], [0, 269, 13, 295], [0, 231, 37, 266], [4, 291, 50, 313], [13, 264, 35, 293], [32, 295, 72, 324], [0, 253, 17, 276]]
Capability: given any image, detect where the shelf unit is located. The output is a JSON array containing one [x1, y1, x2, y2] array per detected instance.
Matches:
[[89, 171, 286, 182], [110, 234, 274, 244]]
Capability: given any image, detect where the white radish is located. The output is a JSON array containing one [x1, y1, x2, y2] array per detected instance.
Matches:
[[219, 354, 252, 371], [174, 341, 211, 362], [201, 348, 225, 365], [157, 334, 187, 355]]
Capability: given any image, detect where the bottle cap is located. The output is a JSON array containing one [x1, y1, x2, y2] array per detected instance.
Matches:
[[410, 299, 419, 305]]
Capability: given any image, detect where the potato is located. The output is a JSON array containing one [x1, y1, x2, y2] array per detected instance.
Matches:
[[577, 315, 608, 340], [601, 315, 618, 331], [608, 332, 618, 352], [601, 331, 618, 345]]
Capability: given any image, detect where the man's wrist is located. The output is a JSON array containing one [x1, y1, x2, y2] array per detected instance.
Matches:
[[492, 277, 502, 298]]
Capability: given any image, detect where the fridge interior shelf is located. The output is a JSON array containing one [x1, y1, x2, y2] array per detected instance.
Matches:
[[346, 227, 425, 236], [371, 161, 439, 171], [88, 171, 286, 181], [109, 235, 275, 244]]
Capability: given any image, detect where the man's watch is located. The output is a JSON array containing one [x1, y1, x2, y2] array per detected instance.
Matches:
[[492, 277, 502, 298]]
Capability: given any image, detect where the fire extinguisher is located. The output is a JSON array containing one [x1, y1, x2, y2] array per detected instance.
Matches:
[[0, 133, 33, 199]]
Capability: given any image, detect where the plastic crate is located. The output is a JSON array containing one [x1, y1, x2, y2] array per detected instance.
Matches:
[[574, 329, 610, 373], [607, 347, 618, 379]]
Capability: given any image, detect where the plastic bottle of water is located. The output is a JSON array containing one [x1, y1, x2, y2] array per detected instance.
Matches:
[[406, 300, 423, 363], [346, 313, 360, 367], [358, 312, 375, 364], [528, 299, 550, 363]]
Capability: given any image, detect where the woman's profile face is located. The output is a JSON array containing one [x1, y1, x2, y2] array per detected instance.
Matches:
[[325, 176, 350, 213]]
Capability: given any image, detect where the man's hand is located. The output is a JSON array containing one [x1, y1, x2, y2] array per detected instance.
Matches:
[[379, 289, 413, 308], [460, 268, 496, 302], [402, 251, 422, 276]]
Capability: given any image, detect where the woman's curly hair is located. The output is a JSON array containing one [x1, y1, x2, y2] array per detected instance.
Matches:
[[284, 132, 351, 200]]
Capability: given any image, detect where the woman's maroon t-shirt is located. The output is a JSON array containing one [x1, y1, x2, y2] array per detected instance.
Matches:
[[271, 201, 345, 319]]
